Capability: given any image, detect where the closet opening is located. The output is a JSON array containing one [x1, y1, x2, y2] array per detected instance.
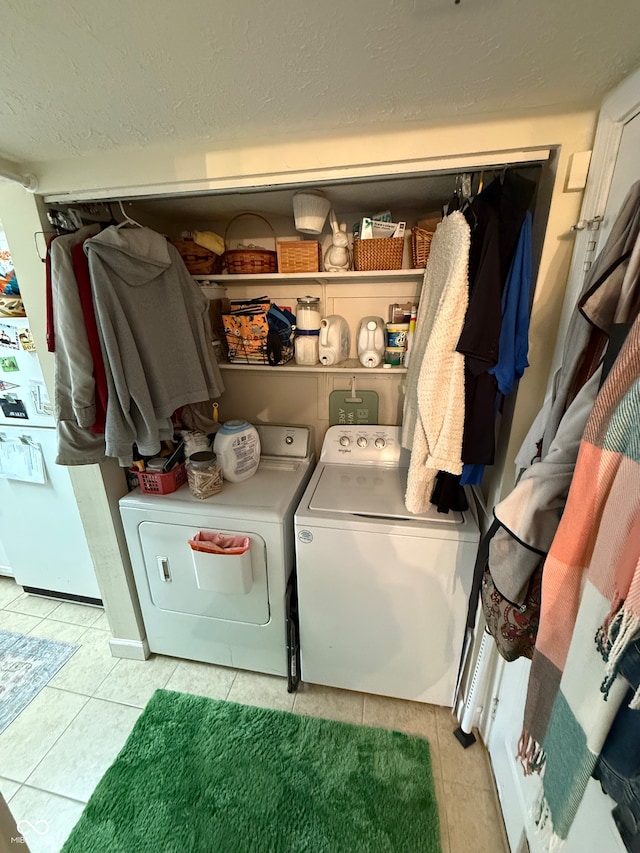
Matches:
[[40, 149, 557, 506]]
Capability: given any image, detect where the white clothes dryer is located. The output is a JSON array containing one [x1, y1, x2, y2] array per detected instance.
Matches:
[[119, 425, 314, 677], [294, 425, 479, 706]]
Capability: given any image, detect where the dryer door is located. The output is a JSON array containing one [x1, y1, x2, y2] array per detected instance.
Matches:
[[138, 521, 269, 625]]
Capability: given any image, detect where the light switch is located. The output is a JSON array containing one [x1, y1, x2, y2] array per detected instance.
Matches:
[[566, 151, 592, 192]]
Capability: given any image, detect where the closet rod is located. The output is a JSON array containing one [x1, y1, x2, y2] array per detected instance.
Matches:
[[0, 157, 38, 192]]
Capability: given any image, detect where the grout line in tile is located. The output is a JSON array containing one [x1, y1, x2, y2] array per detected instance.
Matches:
[[4, 614, 45, 631], [223, 670, 239, 700], [16, 780, 89, 806], [44, 602, 62, 619], [20, 691, 91, 788], [47, 687, 148, 720], [7, 785, 21, 804], [0, 596, 24, 611], [46, 613, 102, 629], [74, 626, 91, 643], [87, 653, 123, 699]]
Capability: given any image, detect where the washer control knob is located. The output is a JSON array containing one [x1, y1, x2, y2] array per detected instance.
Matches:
[[285, 435, 294, 445], [357, 436, 368, 448], [339, 435, 350, 447], [374, 437, 386, 449]]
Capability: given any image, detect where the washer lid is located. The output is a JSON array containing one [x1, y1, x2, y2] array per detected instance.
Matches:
[[308, 464, 463, 523]]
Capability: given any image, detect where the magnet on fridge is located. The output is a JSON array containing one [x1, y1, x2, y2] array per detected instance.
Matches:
[[0, 323, 19, 350], [0, 397, 28, 419], [0, 357, 18, 372], [18, 328, 35, 352]]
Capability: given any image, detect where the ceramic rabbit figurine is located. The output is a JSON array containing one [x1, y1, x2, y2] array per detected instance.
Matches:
[[323, 210, 351, 272]]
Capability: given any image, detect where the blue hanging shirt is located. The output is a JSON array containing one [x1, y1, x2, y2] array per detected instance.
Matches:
[[488, 211, 533, 395], [460, 212, 533, 487]]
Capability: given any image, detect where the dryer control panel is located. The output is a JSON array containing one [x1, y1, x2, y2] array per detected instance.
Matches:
[[255, 424, 312, 459], [320, 425, 407, 466]]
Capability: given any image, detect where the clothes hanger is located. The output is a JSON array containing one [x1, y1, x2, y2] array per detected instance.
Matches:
[[445, 174, 462, 215], [493, 165, 508, 185], [459, 173, 479, 230], [106, 202, 119, 226], [34, 230, 61, 262], [116, 200, 143, 229], [459, 173, 473, 212]]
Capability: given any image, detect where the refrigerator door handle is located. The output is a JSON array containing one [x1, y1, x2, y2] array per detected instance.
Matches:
[[157, 556, 172, 582]]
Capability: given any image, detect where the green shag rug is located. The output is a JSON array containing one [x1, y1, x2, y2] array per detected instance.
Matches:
[[62, 689, 441, 853]]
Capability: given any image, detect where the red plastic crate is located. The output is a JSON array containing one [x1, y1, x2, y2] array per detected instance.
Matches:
[[136, 463, 187, 495]]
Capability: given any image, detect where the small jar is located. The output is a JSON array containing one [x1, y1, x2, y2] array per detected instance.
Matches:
[[186, 451, 223, 499], [295, 296, 321, 366]]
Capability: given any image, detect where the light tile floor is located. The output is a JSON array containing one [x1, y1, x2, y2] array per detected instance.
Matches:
[[0, 576, 509, 853]]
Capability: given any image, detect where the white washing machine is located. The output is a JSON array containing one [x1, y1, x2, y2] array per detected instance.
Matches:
[[119, 425, 314, 677], [294, 425, 479, 706]]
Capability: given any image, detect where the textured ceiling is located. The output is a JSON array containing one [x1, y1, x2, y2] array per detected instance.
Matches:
[[1, 0, 639, 164]]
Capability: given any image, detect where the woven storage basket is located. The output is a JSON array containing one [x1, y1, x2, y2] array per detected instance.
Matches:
[[353, 237, 404, 272], [171, 239, 222, 275], [411, 228, 434, 269], [224, 213, 278, 275], [277, 240, 322, 274]]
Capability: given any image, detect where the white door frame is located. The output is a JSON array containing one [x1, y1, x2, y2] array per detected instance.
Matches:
[[547, 65, 640, 383]]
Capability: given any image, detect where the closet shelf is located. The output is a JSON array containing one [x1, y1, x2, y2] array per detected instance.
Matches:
[[193, 269, 425, 285], [218, 359, 407, 376]]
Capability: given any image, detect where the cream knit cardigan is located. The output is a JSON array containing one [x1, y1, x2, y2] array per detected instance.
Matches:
[[402, 211, 470, 513]]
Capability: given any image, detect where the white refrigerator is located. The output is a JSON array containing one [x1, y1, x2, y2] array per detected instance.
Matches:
[[0, 315, 101, 601]]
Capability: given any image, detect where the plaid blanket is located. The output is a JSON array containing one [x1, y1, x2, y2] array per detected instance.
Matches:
[[518, 312, 640, 848]]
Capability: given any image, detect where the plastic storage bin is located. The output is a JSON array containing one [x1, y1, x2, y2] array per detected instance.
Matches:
[[136, 463, 187, 495]]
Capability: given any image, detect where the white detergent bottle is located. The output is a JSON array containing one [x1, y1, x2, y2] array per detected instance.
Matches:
[[213, 420, 261, 482], [357, 316, 386, 368]]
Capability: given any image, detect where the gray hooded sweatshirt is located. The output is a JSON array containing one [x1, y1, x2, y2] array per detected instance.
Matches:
[[85, 226, 224, 466]]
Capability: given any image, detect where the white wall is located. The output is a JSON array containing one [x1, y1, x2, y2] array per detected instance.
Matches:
[[1, 109, 597, 642]]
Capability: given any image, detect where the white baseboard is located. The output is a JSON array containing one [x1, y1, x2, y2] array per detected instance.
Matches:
[[109, 636, 150, 661]]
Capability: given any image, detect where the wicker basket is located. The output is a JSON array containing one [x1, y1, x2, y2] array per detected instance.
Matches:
[[411, 228, 434, 269], [353, 237, 404, 271], [277, 240, 322, 274], [223, 213, 278, 275], [171, 239, 222, 275]]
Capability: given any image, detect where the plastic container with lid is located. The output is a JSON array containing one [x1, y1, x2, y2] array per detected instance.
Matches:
[[295, 296, 321, 365], [295, 296, 321, 329], [213, 420, 261, 482], [186, 451, 223, 499]]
